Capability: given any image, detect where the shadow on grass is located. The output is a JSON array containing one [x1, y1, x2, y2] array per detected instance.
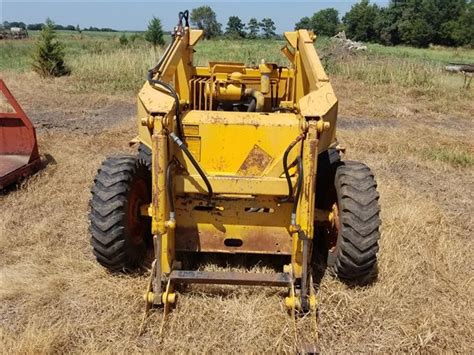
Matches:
[[0, 153, 56, 195]]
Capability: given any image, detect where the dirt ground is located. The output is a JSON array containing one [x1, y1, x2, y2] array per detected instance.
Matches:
[[1, 71, 473, 353]]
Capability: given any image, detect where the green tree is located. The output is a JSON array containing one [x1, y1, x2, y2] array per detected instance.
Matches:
[[31, 19, 69, 77], [145, 16, 165, 48], [247, 18, 260, 39], [190, 6, 222, 39], [388, 0, 435, 47], [449, 0, 474, 46], [429, 0, 468, 45], [225, 16, 246, 38], [129, 33, 142, 43], [295, 16, 312, 30], [343, 0, 381, 42], [119, 33, 129, 46], [399, 17, 434, 47], [311, 8, 340, 36], [375, 2, 405, 45], [260, 18, 276, 39], [375, 0, 470, 47], [27, 23, 44, 30]]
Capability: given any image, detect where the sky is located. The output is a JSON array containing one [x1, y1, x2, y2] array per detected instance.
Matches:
[[1, 1, 389, 33]]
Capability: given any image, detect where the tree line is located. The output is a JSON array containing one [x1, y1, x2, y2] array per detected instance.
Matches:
[[6, 1, 473, 48], [2, 21, 117, 32], [191, 2, 473, 47], [189, 6, 277, 39], [295, 0, 473, 47]]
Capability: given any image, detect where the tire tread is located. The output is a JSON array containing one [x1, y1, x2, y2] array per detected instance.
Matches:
[[332, 161, 381, 283], [89, 155, 149, 271]]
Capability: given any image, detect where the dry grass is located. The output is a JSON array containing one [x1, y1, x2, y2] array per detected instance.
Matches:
[[1, 47, 474, 353]]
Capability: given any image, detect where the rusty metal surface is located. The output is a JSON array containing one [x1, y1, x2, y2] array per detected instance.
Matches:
[[175, 174, 295, 196], [175, 226, 292, 255], [169, 270, 292, 287], [175, 110, 301, 177], [0, 157, 42, 189], [237, 144, 273, 176], [175, 196, 293, 255]]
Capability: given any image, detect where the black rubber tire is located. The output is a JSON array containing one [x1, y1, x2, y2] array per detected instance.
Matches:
[[138, 143, 152, 170], [89, 155, 152, 271], [328, 161, 381, 284], [316, 148, 341, 210]]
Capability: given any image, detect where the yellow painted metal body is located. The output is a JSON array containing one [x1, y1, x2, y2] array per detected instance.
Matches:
[[137, 28, 338, 310]]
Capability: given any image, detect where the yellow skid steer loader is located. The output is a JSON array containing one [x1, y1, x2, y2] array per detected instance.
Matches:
[[89, 11, 381, 315]]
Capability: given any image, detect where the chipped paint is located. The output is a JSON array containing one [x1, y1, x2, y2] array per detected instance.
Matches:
[[237, 145, 273, 176]]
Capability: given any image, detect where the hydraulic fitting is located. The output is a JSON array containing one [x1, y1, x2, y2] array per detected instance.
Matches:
[[259, 60, 273, 94]]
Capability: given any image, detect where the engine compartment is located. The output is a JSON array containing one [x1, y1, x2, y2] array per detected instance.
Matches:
[[189, 62, 295, 113]]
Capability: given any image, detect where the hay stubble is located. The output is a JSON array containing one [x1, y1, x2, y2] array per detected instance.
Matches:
[[1, 62, 473, 353]]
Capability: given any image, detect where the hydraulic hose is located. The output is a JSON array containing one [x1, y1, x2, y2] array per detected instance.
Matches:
[[244, 88, 265, 112], [281, 134, 305, 202], [166, 160, 176, 221], [291, 156, 303, 225], [178, 10, 189, 27], [247, 98, 256, 112], [148, 41, 173, 75], [169, 132, 213, 199], [147, 72, 183, 139], [146, 12, 184, 138]]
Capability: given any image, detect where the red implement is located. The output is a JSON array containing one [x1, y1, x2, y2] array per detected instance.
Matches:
[[0, 79, 42, 189]]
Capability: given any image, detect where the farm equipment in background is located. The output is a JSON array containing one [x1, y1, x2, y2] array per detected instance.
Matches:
[[0, 27, 29, 40], [89, 11, 381, 321], [445, 63, 474, 89], [0, 80, 42, 189]]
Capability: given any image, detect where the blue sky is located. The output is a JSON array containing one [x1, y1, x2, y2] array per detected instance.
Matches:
[[1, 1, 389, 32]]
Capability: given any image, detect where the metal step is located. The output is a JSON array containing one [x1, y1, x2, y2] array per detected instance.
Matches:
[[169, 270, 292, 287]]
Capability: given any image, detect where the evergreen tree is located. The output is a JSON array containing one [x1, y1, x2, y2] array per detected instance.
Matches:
[[225, 16, 246, 38], [260, 18, 276, 39], [247, 18, 260, 39], [145, 17, 165, 48], [31, 19, 69, 77]]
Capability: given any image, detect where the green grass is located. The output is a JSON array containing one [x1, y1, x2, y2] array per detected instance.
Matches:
[[69, 44, 161, 92], [27, 29, 140, 38], [368, 43, 474, 65], [421, 147, 474, 168], [0, 41, 34, 71], [1, 30, 473, 94], [194, 38, 289, 66], [331, 55, 437, 88], [0, 31, 148, 71]]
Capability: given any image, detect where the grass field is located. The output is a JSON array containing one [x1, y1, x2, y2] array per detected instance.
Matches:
[[0, 31, 473, 353]]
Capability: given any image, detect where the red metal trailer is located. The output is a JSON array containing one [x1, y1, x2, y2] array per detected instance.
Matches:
[[0, 79, 42, 189]]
